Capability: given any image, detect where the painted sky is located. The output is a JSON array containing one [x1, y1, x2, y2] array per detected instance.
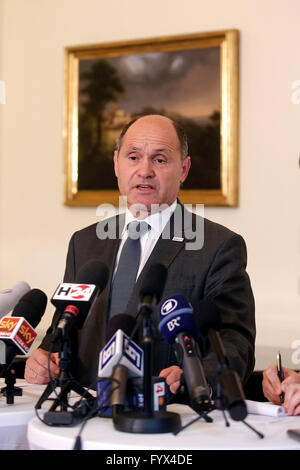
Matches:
[[80, 46, 220, 120]]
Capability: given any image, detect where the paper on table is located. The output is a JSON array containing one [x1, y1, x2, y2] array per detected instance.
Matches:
[[245, 400, 287, 417]]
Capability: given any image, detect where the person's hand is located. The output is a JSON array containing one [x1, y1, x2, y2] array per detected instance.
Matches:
[[262, 364, 297, 405], [24, 348, 60, 384], [282, 372, 300, 415], [159, 365, 183, 394]]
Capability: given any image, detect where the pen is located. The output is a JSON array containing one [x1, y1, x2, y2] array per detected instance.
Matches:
[[277, 351, 284, 404]]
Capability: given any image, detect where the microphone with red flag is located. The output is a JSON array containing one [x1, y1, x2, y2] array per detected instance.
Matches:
[[0, 288, 48, 376], [51, 259, 109, 339]]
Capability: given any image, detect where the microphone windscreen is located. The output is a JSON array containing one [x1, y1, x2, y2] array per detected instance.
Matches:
[[106, 313, 137, 342], [158, 294, 199, 344], [193, 301, 222, 335], [12, 288, 48, 328], [0, 281, 31, 316], [140, 263, 167, 302], [76, 260, 109, 291]]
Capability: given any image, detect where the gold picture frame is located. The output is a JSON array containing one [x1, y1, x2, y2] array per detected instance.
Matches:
[[64, 30, 239, 207]]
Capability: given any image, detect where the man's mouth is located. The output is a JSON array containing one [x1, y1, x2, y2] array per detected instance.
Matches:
[[135, 184, 155, 190]]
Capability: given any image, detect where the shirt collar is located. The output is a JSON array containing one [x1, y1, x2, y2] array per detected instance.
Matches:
[[123, 200, 177, 237]]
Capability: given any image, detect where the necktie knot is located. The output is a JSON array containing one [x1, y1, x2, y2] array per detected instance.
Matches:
[[127, 220, 149, 240]]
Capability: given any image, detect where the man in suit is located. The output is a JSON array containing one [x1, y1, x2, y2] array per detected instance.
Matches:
[[24, 114, 255, 397]]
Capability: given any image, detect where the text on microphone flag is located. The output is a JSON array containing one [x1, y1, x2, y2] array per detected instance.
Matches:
[[98, 329, 143, 378], [53, 283, 97, 302], [0, 316, 37, 354]]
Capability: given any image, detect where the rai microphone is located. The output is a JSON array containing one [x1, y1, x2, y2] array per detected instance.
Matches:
[[194, 300, 248, 421], [51, 259, 109, 339], [159, 294, 212, 413], [0, 281, 31, 317], [98, 314, 143, 417], [0, 289, 48, 376]]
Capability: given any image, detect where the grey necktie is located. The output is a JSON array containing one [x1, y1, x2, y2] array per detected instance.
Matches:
[[108, 220, 149, 318]]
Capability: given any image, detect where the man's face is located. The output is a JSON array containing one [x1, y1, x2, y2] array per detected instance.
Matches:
[[113, 115, 191, 214]]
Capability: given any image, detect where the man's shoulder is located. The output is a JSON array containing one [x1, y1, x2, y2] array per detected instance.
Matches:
[[181, 205, 241, 241], [71, 214, 122, 242], [203, 216, 239, 240]]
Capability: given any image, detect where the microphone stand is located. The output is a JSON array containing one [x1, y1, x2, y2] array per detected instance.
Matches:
[[35, 329, 95, 425], [214, 363, 264, 439], [112, 299, 181, 433], [1, 367, 22, 405]]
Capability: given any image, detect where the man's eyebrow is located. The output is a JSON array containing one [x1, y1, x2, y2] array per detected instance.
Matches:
[[124, 145, 141, 152], [125, 145, 171, 154]]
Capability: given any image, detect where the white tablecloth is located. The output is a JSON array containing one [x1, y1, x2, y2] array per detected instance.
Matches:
[[0, 379, 45, 450], [27, 403, 300, 451], [1, 378, 300, 451]]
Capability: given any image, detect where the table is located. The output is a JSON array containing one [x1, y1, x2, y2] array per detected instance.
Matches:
[[0, 379, 45, 450], [27, 403, 300, 451]]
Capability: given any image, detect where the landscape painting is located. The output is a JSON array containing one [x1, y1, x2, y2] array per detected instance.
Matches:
[[64, 31, 239, 206]]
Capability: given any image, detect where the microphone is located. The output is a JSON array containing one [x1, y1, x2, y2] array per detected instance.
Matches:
[[35, 261, 109, 421], [0, 288, 48, 376], [98, 314, 144, 416], [51, 260, 109, 339], [105, 267, 181, 433], [98, 315, 167, 419], [138, 263, 168, 315], [0, 282, 31, 316], [194, 300, 248, 421], [99, 314, 143, 379], [159, 294, 212, 413]]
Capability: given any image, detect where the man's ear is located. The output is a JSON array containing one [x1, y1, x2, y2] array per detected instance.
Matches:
[[180, 156, 191, 184], [113, 150, 119, 178]]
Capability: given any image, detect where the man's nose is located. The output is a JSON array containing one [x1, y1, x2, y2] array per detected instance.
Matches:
[[138, 159, 155, 178]]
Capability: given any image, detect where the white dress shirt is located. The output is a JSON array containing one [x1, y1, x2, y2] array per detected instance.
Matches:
[[113, 200, 177, 280]]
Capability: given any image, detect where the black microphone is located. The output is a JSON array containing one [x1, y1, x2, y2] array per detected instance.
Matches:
[[159, 294, 212, 414], [107, 265, 181, 433], [105, 313, 138, 344], [194, 300, 248, 421], [51, 260, 109, 339], [137, 264, 168, 415], [0, 289, 48, 377], [138, 263, 168, 314]]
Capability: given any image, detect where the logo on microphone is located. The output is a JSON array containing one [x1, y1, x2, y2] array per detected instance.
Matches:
[[52, 283, 96, 302], [101, 336, 117, 366], [166, 316, 181, 331], [99, 330, 144, 378], [0, 316, 37, 354], [69, 284, 94, 299], [123, 337, 143, 370], [160, 298, 178, 316]]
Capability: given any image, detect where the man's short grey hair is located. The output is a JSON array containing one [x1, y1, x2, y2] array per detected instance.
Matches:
[[115, 115, 189, 162]]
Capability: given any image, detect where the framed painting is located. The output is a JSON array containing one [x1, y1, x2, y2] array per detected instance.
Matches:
[[64, 30, 239, 206]]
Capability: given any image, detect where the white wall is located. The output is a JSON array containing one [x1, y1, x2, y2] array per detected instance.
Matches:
[[0, 0, 299, 370]]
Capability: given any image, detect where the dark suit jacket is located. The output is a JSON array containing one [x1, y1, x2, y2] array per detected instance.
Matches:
[[40, 204, 255, 393]]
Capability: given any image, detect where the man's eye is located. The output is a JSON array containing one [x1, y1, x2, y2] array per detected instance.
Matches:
[[155, 158, 166, 164]]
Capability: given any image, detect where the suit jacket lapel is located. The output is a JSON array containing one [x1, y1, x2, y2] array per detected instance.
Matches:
[[78, 214, 124, 350], [127, 202, 192, 315]]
